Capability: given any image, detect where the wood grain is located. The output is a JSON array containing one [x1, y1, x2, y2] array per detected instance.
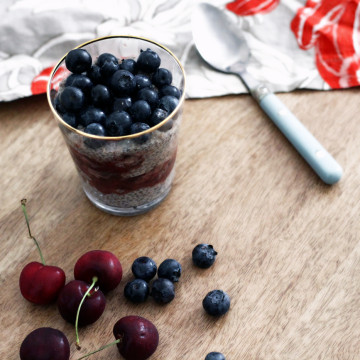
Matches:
[[1, 89, 360, 360]]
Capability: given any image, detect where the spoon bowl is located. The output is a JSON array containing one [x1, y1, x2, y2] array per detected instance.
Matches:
[[192, 3, 249, 73]]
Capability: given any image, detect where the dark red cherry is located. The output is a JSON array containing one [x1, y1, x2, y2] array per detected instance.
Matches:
[[19, 200, 66, 305], [19, 261, 66, 305], [20, 327, 70, 360], [74, 250, 122, 292], [57, 280, 106, 326], [113, 316, 159, 360]]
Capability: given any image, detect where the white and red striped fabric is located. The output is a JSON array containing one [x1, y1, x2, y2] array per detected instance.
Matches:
[[290, 0, 360, 89], [226, 0, 280, 15]]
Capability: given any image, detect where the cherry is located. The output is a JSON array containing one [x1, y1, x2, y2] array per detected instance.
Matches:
[[20, 327, 70, 360], [113, 316, 159, 360], [19, 199, 66, 305], [77, 316, 159, 360], [57, 279, 106, 327], [20, 262, 66, 305], [74, 250, 122, 292]]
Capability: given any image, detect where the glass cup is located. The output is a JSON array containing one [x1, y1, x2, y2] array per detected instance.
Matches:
[[47, 36, 185, 216]]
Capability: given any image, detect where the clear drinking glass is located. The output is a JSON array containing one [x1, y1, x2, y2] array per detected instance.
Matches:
[[47, 36, 185, 216]]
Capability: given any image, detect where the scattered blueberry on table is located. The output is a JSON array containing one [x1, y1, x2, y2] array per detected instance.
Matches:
[[192, 244, 218, 268], [151, 278, 175, 304], [55, 47, 181, 144], [157, 258, 182, 282], [124, 279, 150, 303], [203, 290, 231, 316], [125, 255, 182, 305], [131, 256, 157, 282], [205, 352, 226, 360]]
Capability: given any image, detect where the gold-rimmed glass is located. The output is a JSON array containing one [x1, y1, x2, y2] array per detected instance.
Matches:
[[47, 36, 186, 216]]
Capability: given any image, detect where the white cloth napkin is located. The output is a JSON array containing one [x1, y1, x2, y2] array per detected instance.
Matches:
[[0, 0, 356, 102]]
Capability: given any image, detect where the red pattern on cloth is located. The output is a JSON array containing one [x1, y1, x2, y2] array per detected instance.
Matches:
[[226, 0, 280, 16], [291, 0, 360, 88], [31, 66, 65, 95]]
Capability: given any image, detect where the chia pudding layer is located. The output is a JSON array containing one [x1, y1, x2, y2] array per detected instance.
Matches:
[[60, 114, 181, 211]]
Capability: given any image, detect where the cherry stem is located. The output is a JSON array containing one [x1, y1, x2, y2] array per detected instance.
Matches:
[[21, 199, 45, 266], [75, 276, 98, 350], [77, 338, 121, 359]]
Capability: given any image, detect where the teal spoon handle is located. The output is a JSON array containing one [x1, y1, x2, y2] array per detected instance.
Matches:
[[258, 92, 342, 184]]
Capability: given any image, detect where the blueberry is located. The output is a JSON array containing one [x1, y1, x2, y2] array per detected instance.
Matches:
[[151, 278, 175, 304], [202, 290, 230, 316], [137, 48, 161, 73], [124, 279, 150, 303], [113, 97, 132, 112], [134, 74, 152, 90], [87, 65, 102, 84], [159, 85, 181, 99], [152, 68, 172, 87], [79, 107, 106, 127], [137, 88, 159, 110], [60, 86, 85, 112], [96, 53, 118, 67], [65, 74, 93, 94], [131, 257, 157, 281], [149, 108, 168, 127], [105, 111, 132, 136], [157, 259, 182, 282], [192, 244, 217, 269], [91, 84, 111, 108], [129, 100, 151, 123], [120, 58, 137, 74], [54, 94, 66, 114], [110, 70, 136, 96], [130, 122, 151, 144], [100, 60, 119, 78], [84, 122, 106, 136], [65, 48, 92, 74], [205, 352, 226, 360], [158, 95, 179, 113], [62, 113, 77, 128], [83, 123, 106, 148]]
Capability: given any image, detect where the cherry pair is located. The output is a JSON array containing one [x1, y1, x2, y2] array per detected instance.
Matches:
[[19, 200, 123, 308], [20, 315, 159, 360]]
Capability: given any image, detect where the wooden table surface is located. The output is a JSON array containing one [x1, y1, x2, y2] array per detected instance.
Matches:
[[1, 89, 360, 360]]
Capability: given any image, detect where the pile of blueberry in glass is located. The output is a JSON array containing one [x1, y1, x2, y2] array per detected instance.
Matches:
[[54, 47, 181, 142]]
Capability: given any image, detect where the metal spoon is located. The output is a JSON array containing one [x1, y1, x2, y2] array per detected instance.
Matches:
[[192, 3, 342, 185]]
